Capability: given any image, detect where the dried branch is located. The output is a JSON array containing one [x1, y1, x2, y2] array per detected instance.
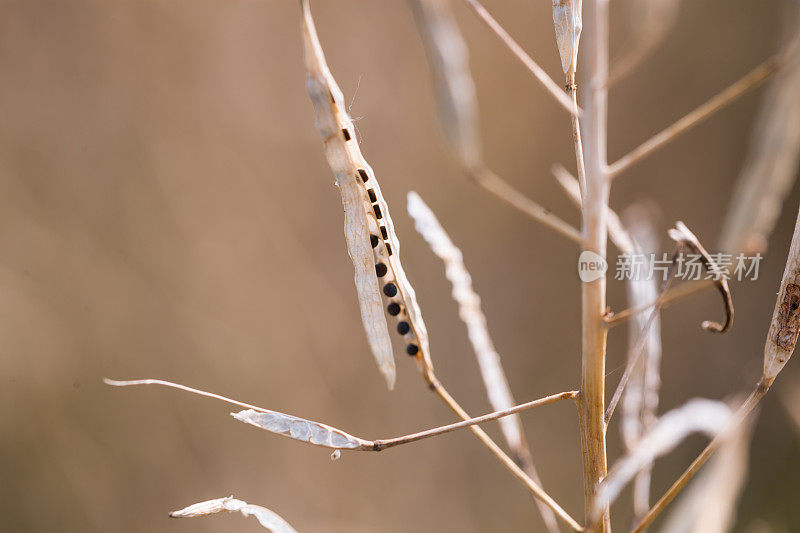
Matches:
[[608, 33, 800, 179], [604, 281, 712, 327], [592, 399, 733, 523], [719, 7, 800, 255], [170, 496, 297, 533], [461, 0, 578, 115], [105, 378, 575, 452], [552, 163, 634, 253]]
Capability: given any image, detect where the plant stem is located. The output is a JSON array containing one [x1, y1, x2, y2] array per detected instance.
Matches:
[[579, 1, 611, 531]]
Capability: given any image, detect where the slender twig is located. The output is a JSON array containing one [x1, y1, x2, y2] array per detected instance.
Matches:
[[469, 165, 583, 244], [604, 281, 713, 327], [461, 0, 578, 115], [608, 45, 796, 179], [104, 378, 576, 452], [578, 0, 611, 529], [567, 73, 587, 201], [428, 378, 584, 531]]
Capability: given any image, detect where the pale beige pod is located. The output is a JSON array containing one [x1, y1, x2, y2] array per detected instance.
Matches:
[[763, 206, 800, 385], [300, 0, 434, 387], [552, 0, 583, 75]]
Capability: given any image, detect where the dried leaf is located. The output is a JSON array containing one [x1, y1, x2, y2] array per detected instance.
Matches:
[[301, 0, 433, 387], [669, 221, 734, 333], [232, 409, 367, 449], [594, 398, 733, 520], [170, 496, 298, 533], [552, 0, 583, 75]]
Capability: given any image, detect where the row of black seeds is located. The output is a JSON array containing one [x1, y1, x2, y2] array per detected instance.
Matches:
[[360, 166, 418, 357]]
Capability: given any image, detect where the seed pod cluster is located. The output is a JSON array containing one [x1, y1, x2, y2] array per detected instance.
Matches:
[[301, 0, 434, 388]]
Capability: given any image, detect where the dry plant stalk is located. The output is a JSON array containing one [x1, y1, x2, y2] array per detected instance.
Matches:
[[169, 496, 297, 533], [719, 6, 800, 255]]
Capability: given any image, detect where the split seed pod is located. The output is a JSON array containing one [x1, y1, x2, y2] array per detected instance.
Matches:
[[552, 0, 583, 75], [301, 0, 434, 388]]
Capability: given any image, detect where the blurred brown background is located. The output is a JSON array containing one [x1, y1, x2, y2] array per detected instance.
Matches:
[[1, 0, 799, 531]]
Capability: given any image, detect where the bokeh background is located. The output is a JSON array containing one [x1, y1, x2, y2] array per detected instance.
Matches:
[[1, 0, 799, 531]]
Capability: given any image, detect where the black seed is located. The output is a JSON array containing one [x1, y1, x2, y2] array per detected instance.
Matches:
[[375, 263, 388, 277], [342, 128, 351, 141], [370, 234, 379, 248], [383, 283, 398, 297], [373, 204, 383, 219], [357, 169, 369, 182], [387, 302, 401, 316], [385, 243, 393, 255], [380, 226, 388, 239], [367, 189, 377, 203], [406, 344, 419, 356], [397, 321, 410, 335]]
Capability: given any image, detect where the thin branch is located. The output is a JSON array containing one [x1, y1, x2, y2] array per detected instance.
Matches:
[[604, 281, 712, 327], [470, 165, 583, 244], [106, 377, 584, 530], [461, 0, 579, 115], [105, 378, 575, 453], [608, 42, 798, 179]]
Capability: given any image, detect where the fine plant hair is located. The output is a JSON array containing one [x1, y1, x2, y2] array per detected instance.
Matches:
[[106, 1, 800, 531]]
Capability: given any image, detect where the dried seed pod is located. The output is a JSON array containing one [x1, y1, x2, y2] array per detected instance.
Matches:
[[552, 0, 583, 75], [170, 496, 298, 533], [763, 207, 800, 384], [232, 409, 367, 449], [301, 0, 434, 386]]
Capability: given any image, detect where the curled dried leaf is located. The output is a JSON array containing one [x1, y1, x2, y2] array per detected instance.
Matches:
[[669, 221, 734, 333], [170, 496, 298, 533]]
